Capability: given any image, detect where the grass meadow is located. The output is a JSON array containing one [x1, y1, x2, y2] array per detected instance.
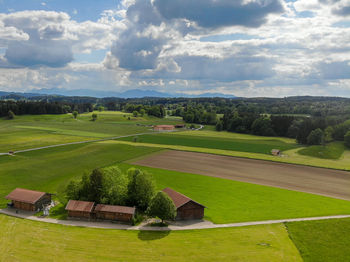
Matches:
[[117, 132, 300, 155], [119, 163, 350, 224], [0, 111, 183, 152], [286, 218, 350, 262], [298, 142, 345, 159], [0, 215, 302, 262], [0, 142, 160, 207]]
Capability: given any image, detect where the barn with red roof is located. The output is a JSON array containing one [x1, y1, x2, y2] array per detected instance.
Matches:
[[65, 200, 95, 219], [162, 187, 205, 220], [94, 204, 135, 222], [5, 188, 52, 212]]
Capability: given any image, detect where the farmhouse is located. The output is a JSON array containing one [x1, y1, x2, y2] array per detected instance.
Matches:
[[153, 125, 175, 131], [65, 200, 95, 219], [162, 187, 205, 220], [94, 204, 135, 222], [5, 188, 52, 212]]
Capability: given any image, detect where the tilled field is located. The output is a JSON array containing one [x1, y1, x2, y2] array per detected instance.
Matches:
[[133, 150, 350, 201]]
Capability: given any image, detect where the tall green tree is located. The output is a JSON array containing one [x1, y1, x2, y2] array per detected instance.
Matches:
[[307, 128, 324, 145], [344, 131, 350, 148], [91, 113, 97, 121], [7, 110, 15, 120], [88, 168, 105, 203], [72, 111, 78, 119], [127, 168, 155, 211], [147, 191, 176, 223]]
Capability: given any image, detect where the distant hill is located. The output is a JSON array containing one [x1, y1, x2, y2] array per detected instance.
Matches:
[[5, 88, 236, 99]]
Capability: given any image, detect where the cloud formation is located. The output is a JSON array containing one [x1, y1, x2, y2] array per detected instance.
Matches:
[[153, 0, 284, 28], [1, 0, 350, 97]]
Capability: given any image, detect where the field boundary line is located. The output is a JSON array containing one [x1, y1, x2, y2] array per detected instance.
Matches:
[[0, 209, 349, 231]]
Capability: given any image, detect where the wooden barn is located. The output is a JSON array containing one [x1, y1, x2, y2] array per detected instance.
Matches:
[[65, 200, 94, 219], [5, 188, 52, 212], [162, 187, 205, 220], [153, 125, 175, 131], [94, 204, 135, 222]]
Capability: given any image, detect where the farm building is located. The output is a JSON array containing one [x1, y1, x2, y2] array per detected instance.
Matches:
[[153, 125, 175, 131], [162, 187, 205, 220], [5, 188, 52, 212], [65, 200, 95, 219], [271, 149, 281, 156], [94, 204, 135, 222], [175, 124, 186, 128]]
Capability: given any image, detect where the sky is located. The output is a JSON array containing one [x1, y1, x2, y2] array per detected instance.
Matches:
[[0, 0, 350, 97]]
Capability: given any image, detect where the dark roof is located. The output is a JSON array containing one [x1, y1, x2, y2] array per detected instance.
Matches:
[[162, 188, 205, 209], [5, 188, 47, 204], [65, 200, 95, 213], [94, 204, 135, 215]]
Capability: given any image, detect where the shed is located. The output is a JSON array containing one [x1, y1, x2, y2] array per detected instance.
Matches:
[[5, 188, 51, 212], [65, 200, 94, 219], [153, 125, 175, 131], [271, 149, 281, 156], [162, 187, 205, 220], [94, 204, 135, 222]]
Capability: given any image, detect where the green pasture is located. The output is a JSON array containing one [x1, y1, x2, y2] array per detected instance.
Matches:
[[0, 112, 184, 152], [119, 163, 350, 224], [117, 133, 300, 154], [0, 142, 159, 207], [298, 142, 345, 159], [286, 218, 350, 262], [0, 215, 302, 262]]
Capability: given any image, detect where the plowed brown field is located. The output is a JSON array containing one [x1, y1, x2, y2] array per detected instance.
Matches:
[[133, 150, 350, 200]]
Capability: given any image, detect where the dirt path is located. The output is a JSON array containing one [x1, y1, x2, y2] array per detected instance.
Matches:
[[133, 150, 350, 201], [1, 208, 349, 231]]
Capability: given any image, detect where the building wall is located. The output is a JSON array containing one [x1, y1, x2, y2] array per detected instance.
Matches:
[[13, 200, 35, 211], [96, 211, 133, 222], [34, 194, 51, 211], [153, 126, 174, 131], [176, 201, 204, 220], [68, 210, 91, 219]]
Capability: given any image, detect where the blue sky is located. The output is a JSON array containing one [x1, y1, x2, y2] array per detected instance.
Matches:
[[0, 0, 350, 97]]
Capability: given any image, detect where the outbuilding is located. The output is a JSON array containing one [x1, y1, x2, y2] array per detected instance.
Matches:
[[94, 204, 135, 222], [271, 149, 281, 156], [162, 187, 205, 220], [65, 200, 95, 219], [153, 125, 175, 131], [5, 188, 52, 212]]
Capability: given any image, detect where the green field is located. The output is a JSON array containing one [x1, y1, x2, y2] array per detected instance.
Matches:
[[0, 112, 184, 152], [118, 132, 300, 154], [298, 142, 345, 159], [117, 163, 350, 224], [0, 142, 160, 207], [0, 139, 349, 224], [0, 215, 302, 262], [286, 218, 350, 262]]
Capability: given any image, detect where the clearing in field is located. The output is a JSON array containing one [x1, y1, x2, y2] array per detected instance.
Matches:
[[133, 150, 350, 201], [0, 215, 302, 262]]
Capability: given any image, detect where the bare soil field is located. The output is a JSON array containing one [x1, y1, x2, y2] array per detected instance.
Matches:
[[133, 150, 350, 201]]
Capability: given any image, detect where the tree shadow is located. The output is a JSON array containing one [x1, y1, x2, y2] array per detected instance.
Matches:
[[137, 230, 171, 241]]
